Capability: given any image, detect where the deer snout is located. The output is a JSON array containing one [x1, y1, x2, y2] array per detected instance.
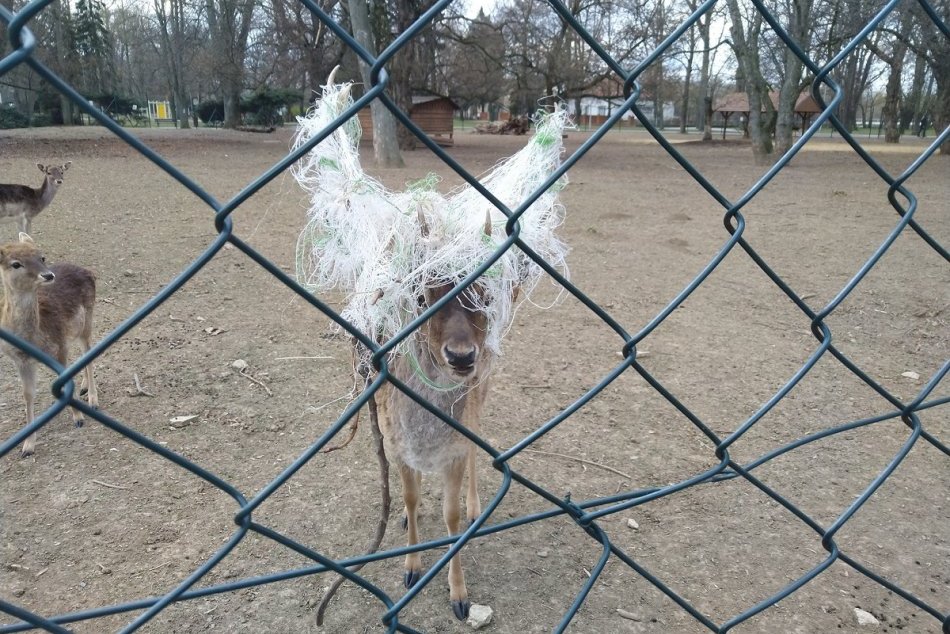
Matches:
[[39, 271, 55, 283], [443, 345, 477, 373]]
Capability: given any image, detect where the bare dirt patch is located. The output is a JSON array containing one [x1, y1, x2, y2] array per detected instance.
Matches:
[[1, 125, 947, 633]]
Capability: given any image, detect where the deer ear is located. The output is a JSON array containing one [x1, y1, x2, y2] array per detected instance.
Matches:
[[37, 163, 45, 172], [62, 161, 71, 171], [19, 232, 34, 244]]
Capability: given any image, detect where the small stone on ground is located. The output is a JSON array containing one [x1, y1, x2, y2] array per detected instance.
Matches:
[[467, 603, 493, 629], [853, 607, 880, 626]]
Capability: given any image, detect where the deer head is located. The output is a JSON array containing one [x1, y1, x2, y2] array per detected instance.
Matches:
[[0, 233, 54, 293], [418, 282, 490, 383], [37, 162, 71, 186]]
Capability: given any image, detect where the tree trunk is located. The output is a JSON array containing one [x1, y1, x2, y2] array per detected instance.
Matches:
[[348, 0, 405, 167], [726, 0, 772, 163], [206, 0, 255, 129], [880, 11, 913, 143], [774, 0, 813, 155], [704, 96, 713, 141], [933, 65, 950, 155], [679, 33, 694, 134], [699, 10, 712, 141]]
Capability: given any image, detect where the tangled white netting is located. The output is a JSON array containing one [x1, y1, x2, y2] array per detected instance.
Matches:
[[292, 79, 571, 368]]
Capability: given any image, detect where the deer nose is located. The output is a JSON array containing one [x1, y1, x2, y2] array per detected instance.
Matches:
[[40, 272, 55, 282], [443, 345, 476, 371]]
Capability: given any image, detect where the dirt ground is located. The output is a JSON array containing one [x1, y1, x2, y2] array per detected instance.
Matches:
[[0, 123, 947, 634]]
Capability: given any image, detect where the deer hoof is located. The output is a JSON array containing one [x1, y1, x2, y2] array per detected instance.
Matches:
[[451, 599, 470, 621], [74, 417, 84, 428], [20, 446, 35, 458], [401, 515, 408, 531], [404, 569, 422, 588]]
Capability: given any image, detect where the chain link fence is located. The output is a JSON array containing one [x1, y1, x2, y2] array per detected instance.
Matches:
[[1, 0, 948, 631]]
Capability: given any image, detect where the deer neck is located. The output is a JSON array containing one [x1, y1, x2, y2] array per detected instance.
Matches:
[[0, 284, 41, 338], [38, 177, 58, 207]]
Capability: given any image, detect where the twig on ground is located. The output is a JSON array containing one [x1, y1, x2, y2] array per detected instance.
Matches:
[[522, 448, 632, 480], [236, 368, 273, 397], [275, 356, 335, 361], [128, 373, 155, 397], [91, 479, 129, 490]]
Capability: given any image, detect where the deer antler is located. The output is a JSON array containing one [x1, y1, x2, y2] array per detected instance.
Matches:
[[326, 65, 340, 87], [417, 206, 430, 238], [483, 210, 492, 237]]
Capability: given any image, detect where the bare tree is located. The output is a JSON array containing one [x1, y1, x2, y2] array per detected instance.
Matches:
[[725, 0, 775, 162], [153, 0, 196, 128], [865, 9, 914, 143], [910, 0, 950, 154], [348, 0, 404, 167], [205, 0, 257, 128], [774, 0, 814, 154], [267, 0, 346, 105]]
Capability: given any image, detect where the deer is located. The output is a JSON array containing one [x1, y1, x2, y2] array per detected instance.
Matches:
[[361, 212, 519, 622], [0, 233, 98, 457], [0, 162, 72, 236]]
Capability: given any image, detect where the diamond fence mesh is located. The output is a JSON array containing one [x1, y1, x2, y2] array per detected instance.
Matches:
[[1, 0, 948, 631]]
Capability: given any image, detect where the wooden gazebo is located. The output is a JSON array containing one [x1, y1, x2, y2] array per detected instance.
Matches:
[[713, 91, 823, 139]]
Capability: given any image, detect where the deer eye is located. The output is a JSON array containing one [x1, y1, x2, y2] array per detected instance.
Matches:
[[40, 256, 46, 263], [11, 261, 22, 269]]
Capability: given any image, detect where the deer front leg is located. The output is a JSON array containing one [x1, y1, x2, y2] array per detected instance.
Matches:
[[443, 456, 470, 620], [57, 349, 85, 428], [18, 360, 37, 457], [466, 445, 481, 526], [400, 463, 423, 589]]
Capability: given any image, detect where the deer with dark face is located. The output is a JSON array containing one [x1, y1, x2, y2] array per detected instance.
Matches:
[[0, 233, 98, 457], [0, 162, 71, 236], [375, 279, 496, 620]]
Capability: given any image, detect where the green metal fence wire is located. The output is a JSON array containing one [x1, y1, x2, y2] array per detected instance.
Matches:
[[1, 0, 948, 630]]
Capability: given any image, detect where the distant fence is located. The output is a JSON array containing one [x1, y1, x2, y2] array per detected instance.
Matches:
[[1, 0, 948, 632]]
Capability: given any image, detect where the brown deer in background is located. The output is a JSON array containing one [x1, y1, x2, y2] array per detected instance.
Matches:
[[0, 162, 71, 236], [0, 233, 98, 457]]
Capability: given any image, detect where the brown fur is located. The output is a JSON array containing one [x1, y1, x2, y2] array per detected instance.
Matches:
[[375, 282, 498, 620], [0, 233, 97, 457], [0, 162, 71, 236]]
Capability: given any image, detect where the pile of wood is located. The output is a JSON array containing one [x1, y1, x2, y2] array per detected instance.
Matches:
[[473, 116, 531, 135]]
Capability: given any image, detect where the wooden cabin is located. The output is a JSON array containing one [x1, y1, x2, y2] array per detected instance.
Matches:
[[357, 95, 459, 146]]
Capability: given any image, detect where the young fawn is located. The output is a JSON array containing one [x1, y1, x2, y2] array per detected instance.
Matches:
[[375, 279, 507, 621], [0, 233, 98, 457], [0, 162, 71, 236]]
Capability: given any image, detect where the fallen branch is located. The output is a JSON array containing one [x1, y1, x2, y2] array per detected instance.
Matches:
[[316, 381, 390, 626], [91, 479, 130, 490], [522, 448, 632, 480], [236, 368, 273, 397], [321, 410, 360, 454]]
